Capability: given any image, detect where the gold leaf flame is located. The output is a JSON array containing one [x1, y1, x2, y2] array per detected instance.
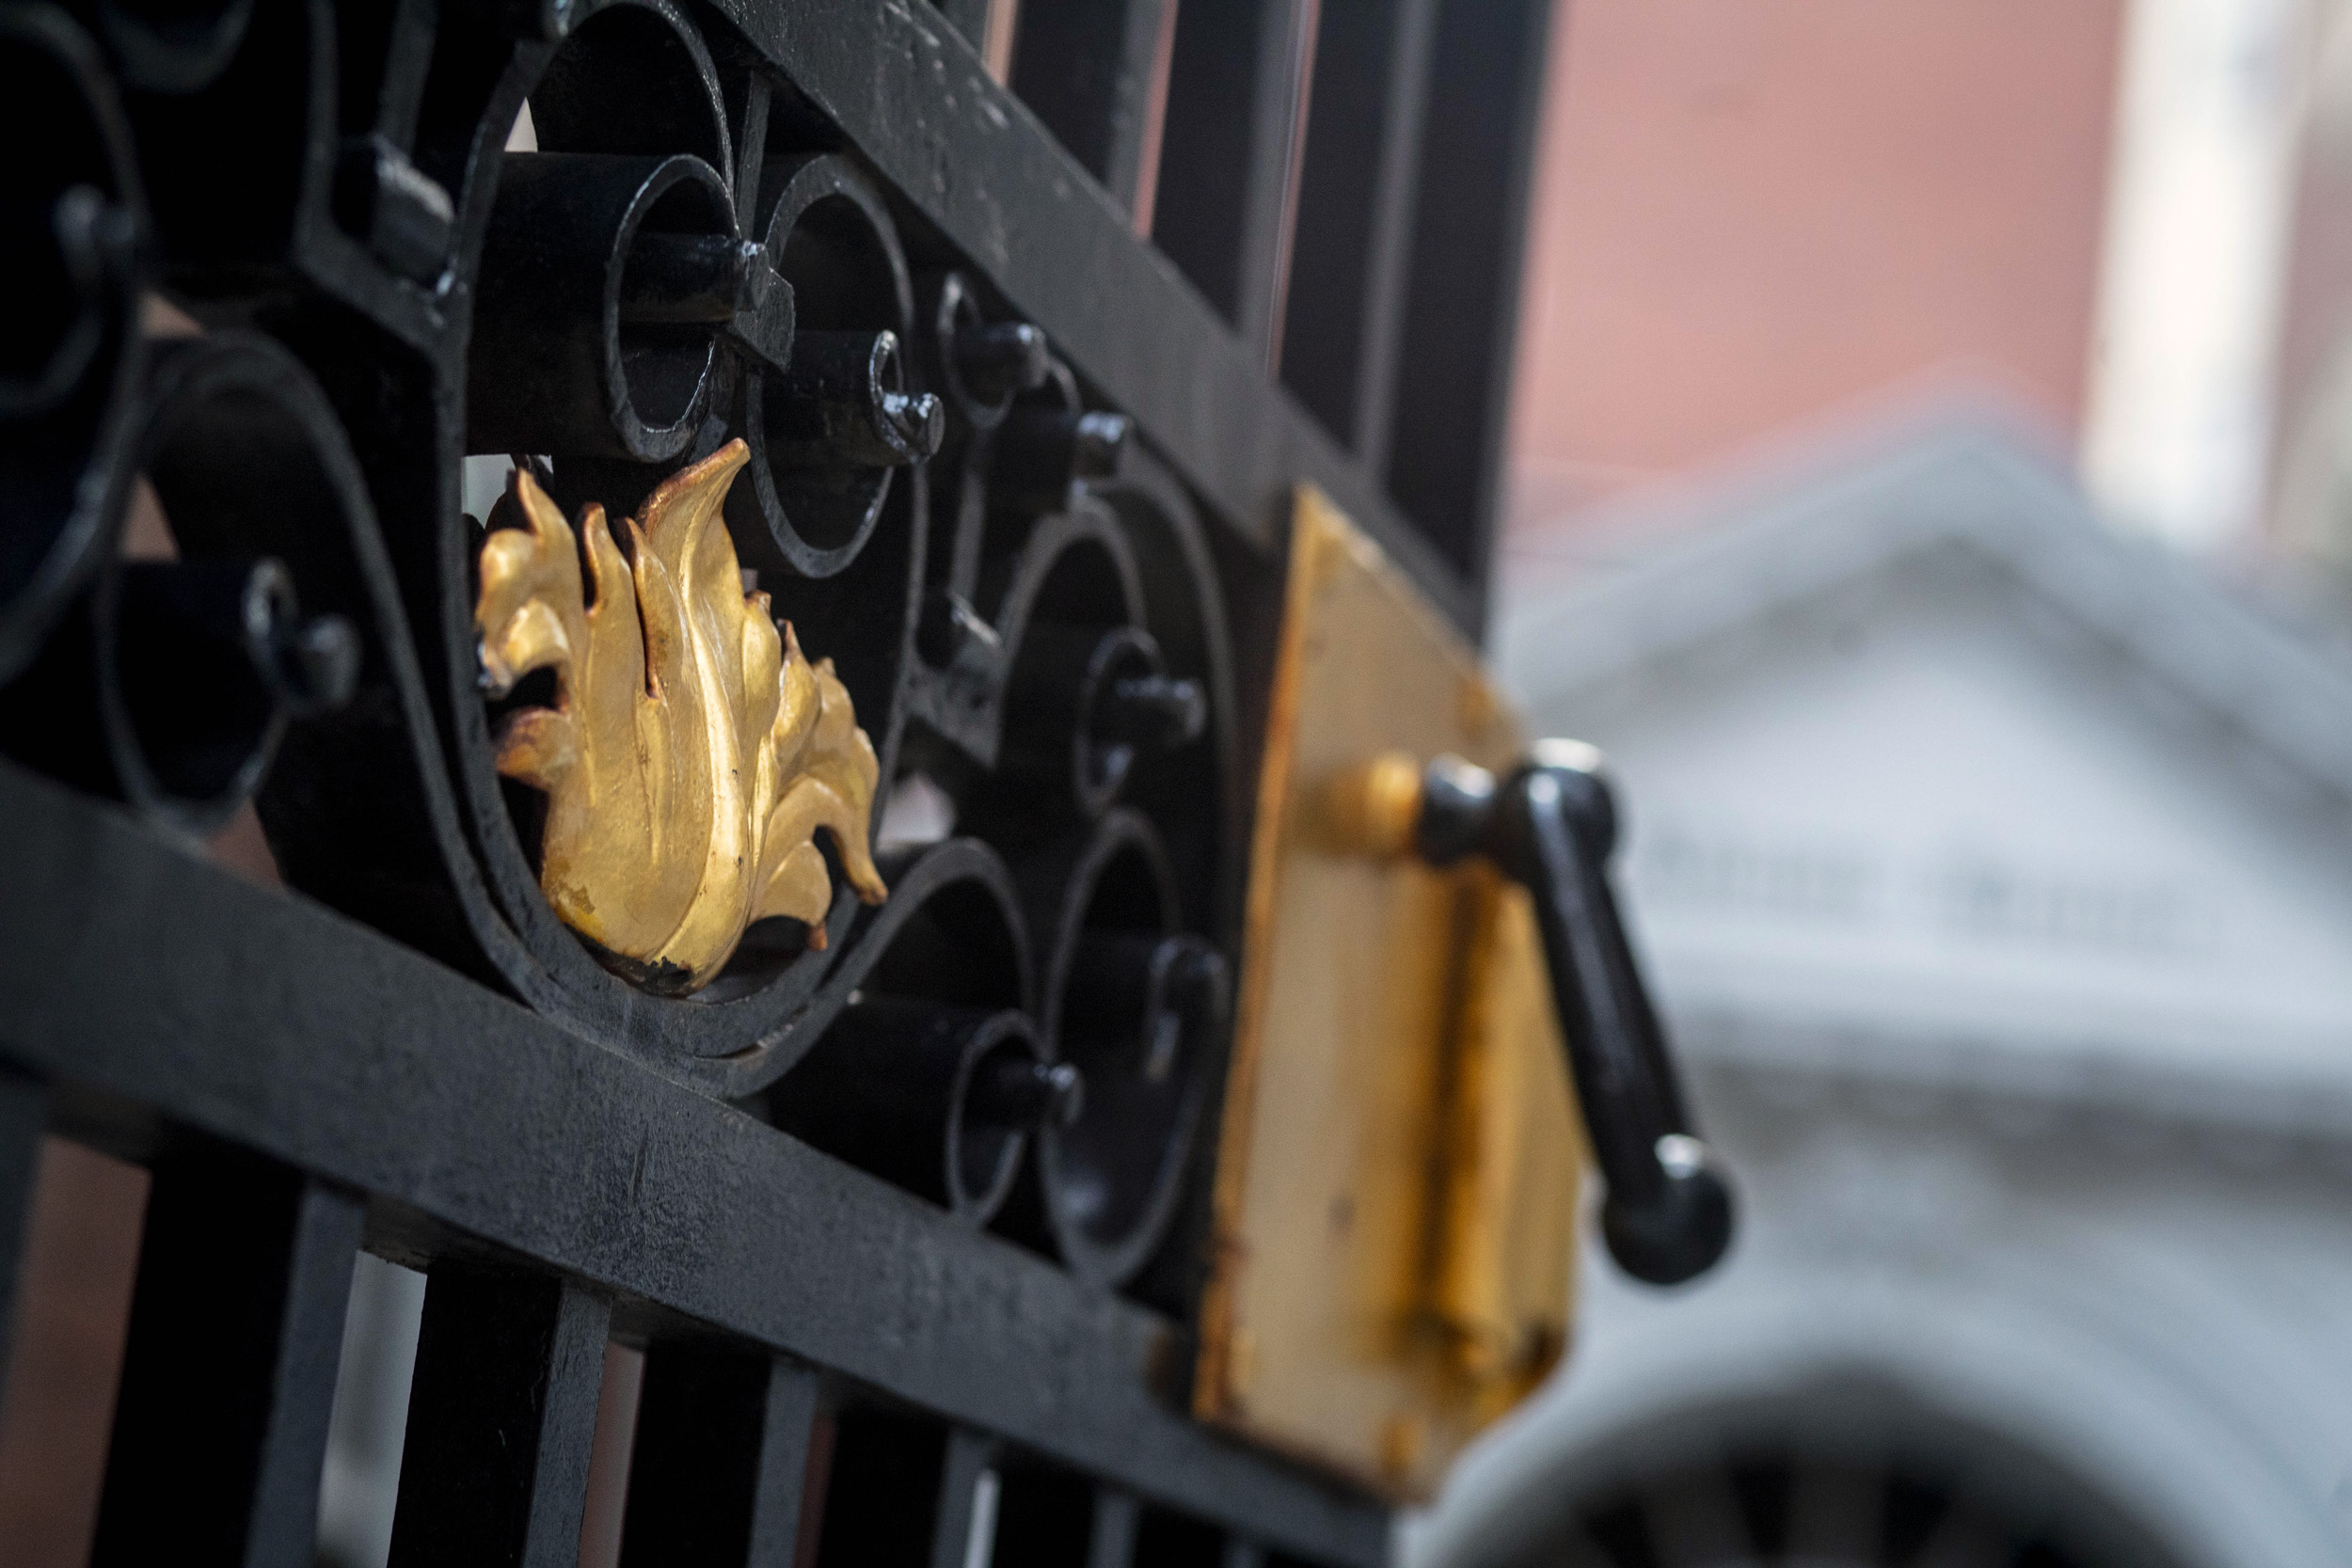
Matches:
[[473, 438, 887, 994]]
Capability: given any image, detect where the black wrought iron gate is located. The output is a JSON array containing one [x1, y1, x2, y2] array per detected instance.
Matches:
[[0, 0, 1551, 1562]]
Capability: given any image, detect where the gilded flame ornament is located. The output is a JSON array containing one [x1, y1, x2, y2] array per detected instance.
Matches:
[[474, 438, 887, 995]]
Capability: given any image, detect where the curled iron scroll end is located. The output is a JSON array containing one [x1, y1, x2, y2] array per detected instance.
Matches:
[[1601, 1133, 1736, 1287]]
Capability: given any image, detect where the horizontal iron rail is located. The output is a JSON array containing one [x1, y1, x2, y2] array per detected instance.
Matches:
[[708, 0, 1486, 636], [0, 760, 1387, 1568]]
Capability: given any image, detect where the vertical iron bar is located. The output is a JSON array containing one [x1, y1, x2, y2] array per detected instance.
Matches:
[[936, 0, 1019, 77], [1344, 0, 1436, 483], [1089, 1487, 1140, 1568], [1277, 0, 1437, 468], [388, 1268, 612, 1567], [1009, 0, 1172, 215], [930, 1427, 1001, 1568], [0, 1068, 46, 1413], [935, 0, 995, 46], [371, 0, 442, 150], [992, 1463, 1101, 1566], [1381, 0, 1554, 594], [620, 1345, 822, 1567], [746, 1360, 824, 1566], [1150, 0, 1319, 364], [733, 72, 773, 229], [811, 1410, 947, 1566], [1132, 1506, 1227, 1566], [92, 1149, 364, 1567]]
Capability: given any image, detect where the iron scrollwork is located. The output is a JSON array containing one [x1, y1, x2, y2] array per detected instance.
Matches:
[[0, 0, 1239, 1302]]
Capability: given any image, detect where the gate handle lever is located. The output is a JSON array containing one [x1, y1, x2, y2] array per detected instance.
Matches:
[[1347, 739, 1734, 1285]]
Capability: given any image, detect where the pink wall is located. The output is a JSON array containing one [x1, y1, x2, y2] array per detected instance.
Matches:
[[1507, 0, 2125, 536]]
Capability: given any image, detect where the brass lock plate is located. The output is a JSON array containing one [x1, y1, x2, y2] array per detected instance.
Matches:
[[1197, 489, 1582, 1501]]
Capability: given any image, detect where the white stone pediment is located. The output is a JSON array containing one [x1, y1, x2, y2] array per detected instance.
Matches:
[[1499, 425, 2352, 1125]]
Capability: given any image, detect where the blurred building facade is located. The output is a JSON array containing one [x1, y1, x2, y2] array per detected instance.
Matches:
[[1503, 0, 2123, 539], [1417, 424, 2352, 1567], [2270, 1, 2352, 568], [1506, 0, 2352, 570], [1450, 6, 2352, 1561]]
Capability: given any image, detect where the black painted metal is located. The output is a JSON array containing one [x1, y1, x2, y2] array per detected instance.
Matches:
[[709, 0, 1485, 630], [1012, 0, 1170, 218], [469, 149, 739, 461], [1417, 749, 1735, 1288], [930, 0, 997, 58], [0, 334, 370, 837], [814, 1409, 953, 1568], [0, 1067, 41, 1414], [930, 1428, 1000, 1568], [93, 1147, 364, 1567], [1138, 1505, 1232, 1568], [1382, 0, 1554, 586], [995, 1459, 1104, 1567], [621, 1347, 821, 1567], [389, 1269, 612, 1566], [1152, 0, 1314, 364], [773, 999, 1055, 1227], [0, 3, 144, 685], [0, 760, 1385, 1566], [1091, 1486, 1147, 1568], [0, 0, 1556, 1560], [1279, 0, 1436, 473]]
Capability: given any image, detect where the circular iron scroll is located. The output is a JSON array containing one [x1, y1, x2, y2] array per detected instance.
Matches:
[[0, 0, 1243, 1301], [0, 6, 145, 687]]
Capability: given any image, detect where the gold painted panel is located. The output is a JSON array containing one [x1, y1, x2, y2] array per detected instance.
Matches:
[[1197, 488, 1582, 1501]]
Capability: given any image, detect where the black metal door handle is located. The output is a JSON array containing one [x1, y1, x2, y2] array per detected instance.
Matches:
[[1412, 739, 1734, 1286]]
